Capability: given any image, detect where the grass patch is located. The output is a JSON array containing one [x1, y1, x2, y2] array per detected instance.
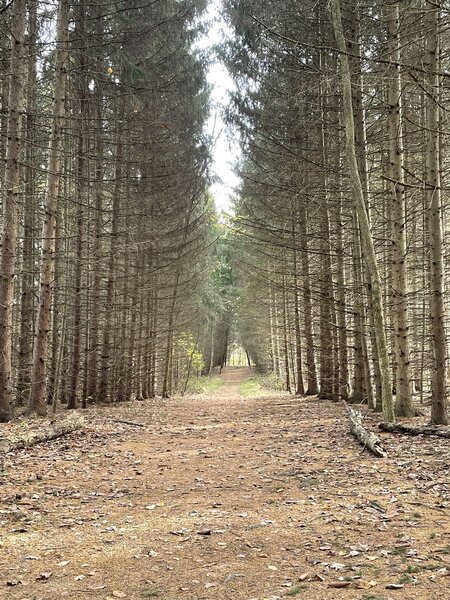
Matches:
[[406, 562, 442, 573], [198, 376, 224, 393], [239, 372, 286, 397], [423, 563, 442, 571], [141, 591, 159, 598], [185, 375, 224, 394], [239, 377, 263, 396], [406, 565, 420, 574], [286, 585, 308, 596], [392, 546, 408, 556]]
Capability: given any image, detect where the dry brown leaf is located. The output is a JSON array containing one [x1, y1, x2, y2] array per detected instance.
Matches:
[[328, 581, 351, 588]]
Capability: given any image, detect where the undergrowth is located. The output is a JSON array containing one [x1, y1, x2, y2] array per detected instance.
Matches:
[[239, 372, 285, 396], [184, 375, 224, 395]]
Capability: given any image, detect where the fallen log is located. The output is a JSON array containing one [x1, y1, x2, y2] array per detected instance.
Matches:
[[380, 422, 450, 439], [343, 401, 386, 457], [0, 414, 85, 453]]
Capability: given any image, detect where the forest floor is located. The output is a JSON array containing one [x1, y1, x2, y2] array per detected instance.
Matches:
[[1, 368, 450, 600]]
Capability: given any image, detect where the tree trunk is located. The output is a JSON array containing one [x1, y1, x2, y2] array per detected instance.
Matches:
[[17, 0, 38, 406], [351, 212, 366, 403], [282, 272, 291, 393], [98, 121, 123, 402], [86, 7, 104, 403], [335, 174, 349, 400], [385, 2, 414, 417], [299, 198, 318, 395], [292, 214, 305, 396], [343, 402, 386, 458], [318, 26, 335, 401], [425, 0, 448, 425], [68, 0, 88, 409], [0, 0, 27, 422], [29, 0, 69, 416], [0, 415, 84, 452], [331, 0, 394, 422]]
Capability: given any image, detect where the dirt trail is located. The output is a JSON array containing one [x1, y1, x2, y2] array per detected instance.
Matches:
[[217, 366, 251, 391], [1, 368, 450, 599]]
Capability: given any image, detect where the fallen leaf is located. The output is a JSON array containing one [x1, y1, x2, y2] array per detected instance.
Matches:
[[328, 581, 351, 588], [88, 584, 107, 590], [330, 563, 346, 571], [352, 580, 372, 589], [350, 543, 369, 552], [224, 573, 245, 582]]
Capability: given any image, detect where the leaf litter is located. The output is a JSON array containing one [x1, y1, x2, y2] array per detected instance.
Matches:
[[1, 367, 450, 598]]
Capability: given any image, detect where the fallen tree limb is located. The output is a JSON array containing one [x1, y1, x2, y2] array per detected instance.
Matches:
[[0, 414, 85, 453], [111, 419, 146, 428], [380, 422, 450, 438], [343, 401, 387, 457]]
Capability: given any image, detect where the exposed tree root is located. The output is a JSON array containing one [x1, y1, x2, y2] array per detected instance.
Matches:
[[0, 414, 84, 453], [343, 401, 387, 457]]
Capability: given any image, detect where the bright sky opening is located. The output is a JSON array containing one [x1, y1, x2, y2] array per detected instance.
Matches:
[[197, 0, 241, 214]]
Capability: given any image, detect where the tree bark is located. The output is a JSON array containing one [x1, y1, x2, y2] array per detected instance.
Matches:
[[68, 0, 88, 409], [331, 0, 394, 422], [17, 0, 38, 406], [292, 212, 305, 396], [385, 2, 414, 417], [0, 415, 84, 453], [282, 272, 291, 393], [425, 0, 448, 424], [343, 401, 387, 458], [29, 0, 69, 416], [380, 421, 450, 438], [299, 196, 318, 395], [0, 0, 27, 422]]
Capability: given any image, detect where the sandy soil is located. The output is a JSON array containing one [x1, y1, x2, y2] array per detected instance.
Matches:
[[1, 367, 450, 599]]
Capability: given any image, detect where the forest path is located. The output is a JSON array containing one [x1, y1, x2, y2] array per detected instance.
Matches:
[[216, 365, 252, 393], [1, 373, 450, 599]]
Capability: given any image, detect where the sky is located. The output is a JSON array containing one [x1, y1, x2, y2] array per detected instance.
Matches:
[[197, 1, 241, 214]]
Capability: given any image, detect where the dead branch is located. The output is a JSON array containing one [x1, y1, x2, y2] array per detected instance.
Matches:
[[380, 421, 450, 438], [111, 419, 146, 428], [343, 401, 387, 457]]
